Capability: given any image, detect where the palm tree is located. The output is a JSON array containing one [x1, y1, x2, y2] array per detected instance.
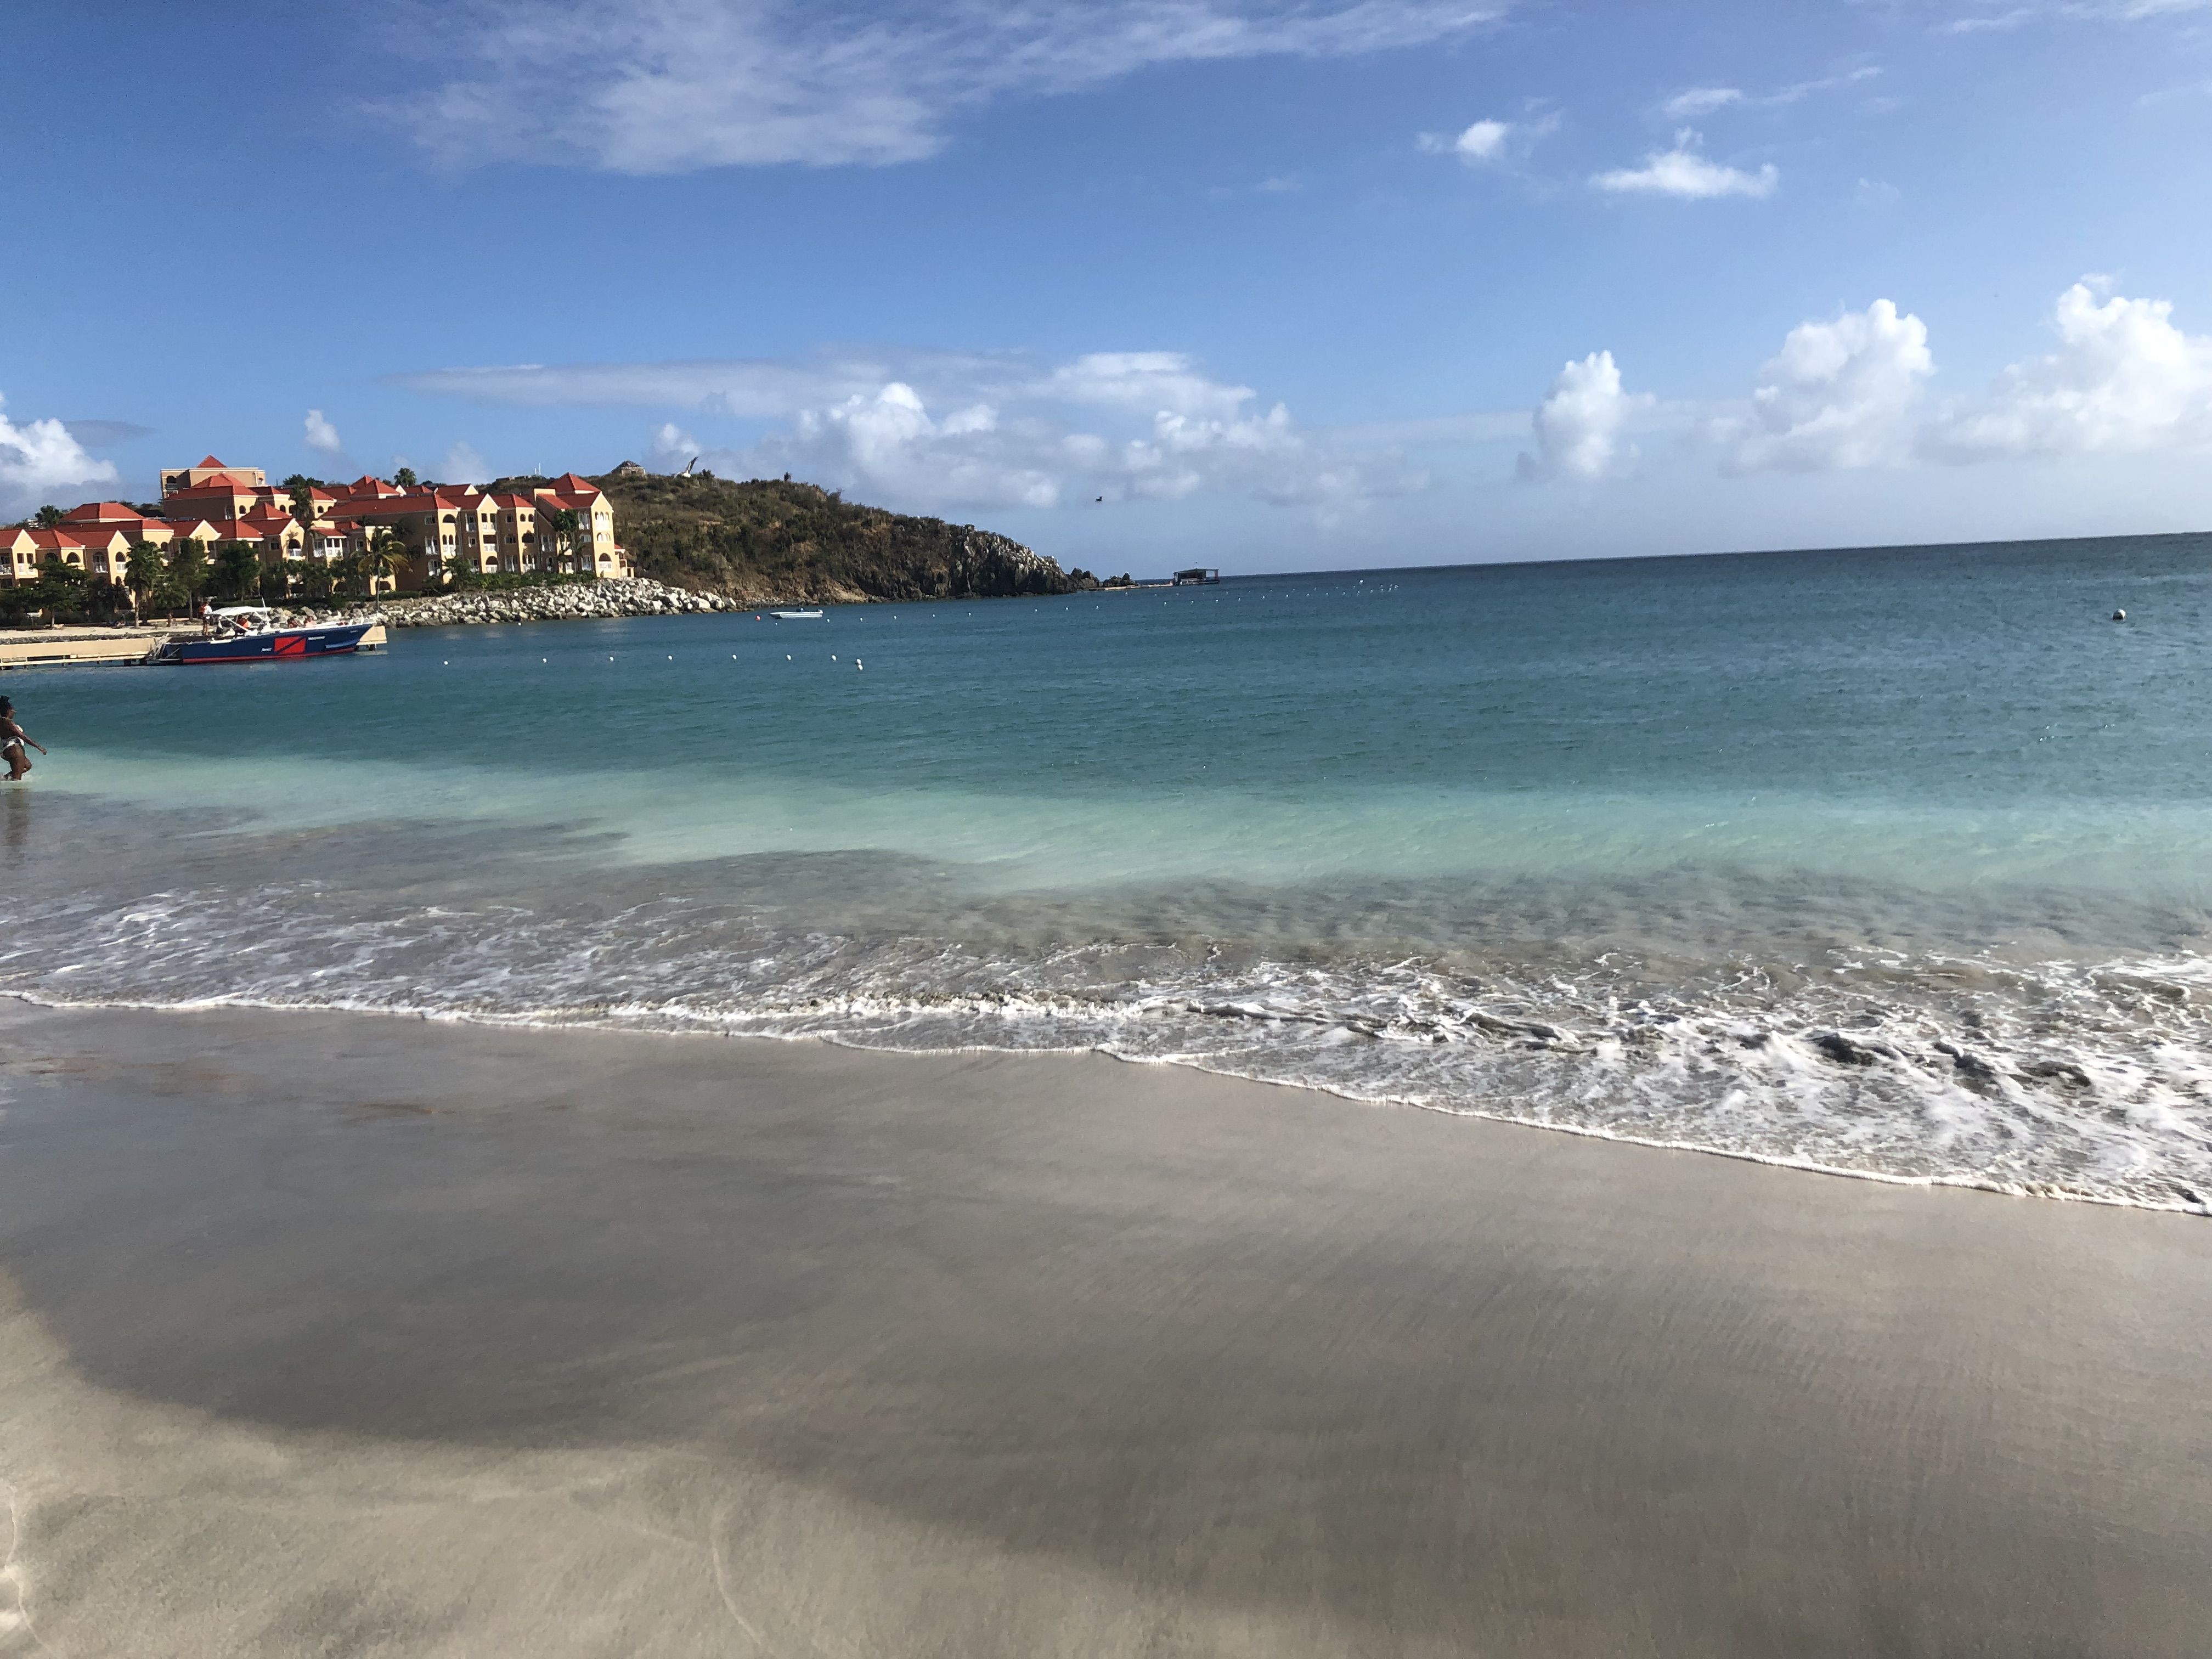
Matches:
[[215, 541, 262, 602], [165, 538, 210, 614], [358, 529, 413, 596], [549, 507, 580, 572], [123, 540, 164, 616]]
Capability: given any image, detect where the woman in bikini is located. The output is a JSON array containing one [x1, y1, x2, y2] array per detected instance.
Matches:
[[1, 697, 47, 781]]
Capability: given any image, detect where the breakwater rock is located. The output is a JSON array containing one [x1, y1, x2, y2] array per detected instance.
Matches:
[[312, 579, 736, 630]]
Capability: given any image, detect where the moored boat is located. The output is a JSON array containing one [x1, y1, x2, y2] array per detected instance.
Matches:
[[770, 608, 825, 619], [150, 606, 376, 665]]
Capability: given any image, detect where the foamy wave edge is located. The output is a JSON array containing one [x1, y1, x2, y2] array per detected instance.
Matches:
[[10, 988, 2203, 1220]]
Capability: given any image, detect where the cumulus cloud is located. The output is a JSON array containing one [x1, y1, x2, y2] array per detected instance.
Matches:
[[1515, 352, 1654, 481], [1416, 110, 1556, 164], [1418, 117, 1509, 159], [650, 423, 704, 467], [401, 0, 1514, 173], [303, 409, 344, 454], [0, 393, 119, 519], [1718, 300, 1934, 473], [407, 345, 1414, 514], [1924, 283, 2212, 461], [1592, 131, 1778, 198], [442, 440, 493, 483]]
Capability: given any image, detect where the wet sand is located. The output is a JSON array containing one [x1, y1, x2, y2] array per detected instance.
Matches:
[[0, 998, 2205, 1657]]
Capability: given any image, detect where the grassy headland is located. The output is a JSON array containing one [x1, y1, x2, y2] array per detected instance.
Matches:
[[487, 471, 1098, 605]]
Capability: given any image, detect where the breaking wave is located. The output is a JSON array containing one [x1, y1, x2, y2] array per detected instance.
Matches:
[[5, 878, 2207, 1214]]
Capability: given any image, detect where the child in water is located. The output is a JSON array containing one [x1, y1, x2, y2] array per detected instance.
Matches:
[[1, 697, 47, 781]]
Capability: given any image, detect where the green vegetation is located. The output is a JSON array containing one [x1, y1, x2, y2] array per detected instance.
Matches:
[[485, 471, 1096, 604], [0, 558, 127, 627], [357, 529, 413, 596]]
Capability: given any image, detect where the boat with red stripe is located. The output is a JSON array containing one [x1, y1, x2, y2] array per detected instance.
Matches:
[[150, 606, 377, 666]]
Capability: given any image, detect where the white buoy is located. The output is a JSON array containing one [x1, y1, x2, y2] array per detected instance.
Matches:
[[2113, 610, 2127, 621], [856, 661, 863, 670]]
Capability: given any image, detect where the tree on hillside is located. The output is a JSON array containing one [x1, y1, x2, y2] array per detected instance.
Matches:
[[32, 505, 64, 527], [280, 472, 324, 493], [392, 467, 419, 489]]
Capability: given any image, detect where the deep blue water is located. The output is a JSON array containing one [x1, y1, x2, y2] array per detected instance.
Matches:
[[6, 534, 2211, 1209]]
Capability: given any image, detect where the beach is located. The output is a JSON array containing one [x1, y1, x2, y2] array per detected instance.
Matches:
[[2, 998, 2205, 1656]]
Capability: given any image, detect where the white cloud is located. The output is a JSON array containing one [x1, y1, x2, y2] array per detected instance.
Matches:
[[506, 348, 1418, 515], [303, 409, 343, 454], [1592, 131, 1778, 198], [1924, 283, 2212, 461], [738, 381, 1063, 509], [1515, 351, 1653, 481], [441, 441, 493, 483], [1662, 87, 1741, 118], [1940, 2, 2208, 33], [1660, 67, 1877, 120], [402, 0, 1514, 174], [393, 349, 1021, 415], [1717, 300, 1934, 474], [0, 393, 120, 518], [1449, 117, 1510, 158], [1416, 110, 1555, 164]]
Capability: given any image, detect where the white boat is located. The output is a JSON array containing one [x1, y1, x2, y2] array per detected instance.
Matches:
[[770, 608, 824, 619]]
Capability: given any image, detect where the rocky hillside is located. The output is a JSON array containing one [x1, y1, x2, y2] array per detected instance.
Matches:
[[486, 471, 1097, 605]]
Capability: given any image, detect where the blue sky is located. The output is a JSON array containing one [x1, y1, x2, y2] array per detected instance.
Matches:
[[5, 1, 2209, 572]]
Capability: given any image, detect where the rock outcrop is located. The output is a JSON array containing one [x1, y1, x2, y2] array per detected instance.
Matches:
[[483, 472, 1099, 603]]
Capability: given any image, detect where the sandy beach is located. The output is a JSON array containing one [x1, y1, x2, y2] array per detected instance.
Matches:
[[0, 997, 2205, 1657]]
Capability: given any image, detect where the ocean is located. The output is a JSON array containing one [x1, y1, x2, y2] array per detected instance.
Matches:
[[5, 532, 2210, 1211]]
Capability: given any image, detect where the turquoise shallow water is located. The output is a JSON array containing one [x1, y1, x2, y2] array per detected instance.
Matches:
[[5, 533, 2211, 1209]]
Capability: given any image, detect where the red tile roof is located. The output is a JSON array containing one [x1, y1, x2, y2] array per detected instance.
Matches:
[[59, 501, 148, 524]]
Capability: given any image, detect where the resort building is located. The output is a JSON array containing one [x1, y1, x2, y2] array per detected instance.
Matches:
[[158, 457, 267, 495], [333, 474, 632, 588], [2, 456, 633, 592]]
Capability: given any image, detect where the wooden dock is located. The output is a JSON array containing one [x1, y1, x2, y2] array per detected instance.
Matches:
[[0, 624, 386, 670]]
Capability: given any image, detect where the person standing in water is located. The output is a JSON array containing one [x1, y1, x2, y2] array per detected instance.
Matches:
[[1, 697, 47, 781]]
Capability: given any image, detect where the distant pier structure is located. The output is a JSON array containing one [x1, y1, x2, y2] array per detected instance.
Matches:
[[1172, 567, 1221, 586]]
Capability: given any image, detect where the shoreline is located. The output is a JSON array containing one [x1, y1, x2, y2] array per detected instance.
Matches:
[[1, 998, 2205, 1655], [7, 990, 2203, 1218]]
